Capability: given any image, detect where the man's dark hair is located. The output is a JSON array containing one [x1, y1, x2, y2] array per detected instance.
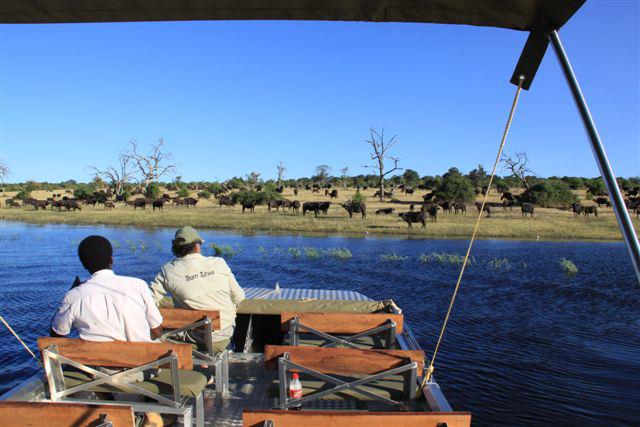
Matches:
[[78, 235, 113, 273], [172, 238, 198, 258]]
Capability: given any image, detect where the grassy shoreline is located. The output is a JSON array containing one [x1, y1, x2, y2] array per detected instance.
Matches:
[[2, 204, 637, 241]]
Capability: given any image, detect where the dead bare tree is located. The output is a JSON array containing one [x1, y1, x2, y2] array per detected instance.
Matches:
[[125, 138, 177, 188], [0, 159, 9, 194], [340, 167, 349, 189], [364, 127, 403, 202], [88, 154, 134, 196], [501, 151, 534, 190], [277, 162, 286, 187]]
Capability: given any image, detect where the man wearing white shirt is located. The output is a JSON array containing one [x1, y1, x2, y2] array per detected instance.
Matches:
[[51, 235, 163, 341]]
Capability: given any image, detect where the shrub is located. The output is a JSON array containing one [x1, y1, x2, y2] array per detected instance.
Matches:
[[433, 168, 475, 203], [177, 188, 189, 198], [15, 189, 31, 200], [231, 190, 267, 206], [586, 178, 607, 196], [209, 243, 240, 257], [73, 184, 95, 200], [519, 180, 577, 208], [145, 183, 161, 200], [352, 189, 366, 204]]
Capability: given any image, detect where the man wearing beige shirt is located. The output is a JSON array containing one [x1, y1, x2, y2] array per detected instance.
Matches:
[[151, 226, 245, 352]]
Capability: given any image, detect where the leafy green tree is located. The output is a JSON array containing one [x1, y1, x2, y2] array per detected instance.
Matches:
[[467, 165, 488, 194], [433, 168, 475, 203], [145, 182, 161, 199], [352, 189, 366, 204], [520, 180, 577, 207], [586, 178, 607, 196], [177, 187, 189, 198], [73, 184, 95, 200]]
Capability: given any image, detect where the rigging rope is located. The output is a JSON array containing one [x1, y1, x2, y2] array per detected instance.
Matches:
[[421, 75, 525, 388], [0, 314, 43, 368]]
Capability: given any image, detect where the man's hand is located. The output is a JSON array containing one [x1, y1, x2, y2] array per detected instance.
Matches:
[[150, 325, 163, 340], [49, 327, 64, 338]]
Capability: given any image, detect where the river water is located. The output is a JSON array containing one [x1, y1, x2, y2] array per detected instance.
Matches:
[[0, 221, 637, 426]]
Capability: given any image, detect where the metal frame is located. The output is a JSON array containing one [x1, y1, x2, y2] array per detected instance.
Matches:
[[160, 316, 230, 396], [41, 344, 204, 427], [289, 317, 397, 349], [549, 29, 640, 283], [276, 352, 417, 409]]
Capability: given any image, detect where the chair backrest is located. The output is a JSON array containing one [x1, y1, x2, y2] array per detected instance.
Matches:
[[0, 401, 135, 427], [37, 337, 194, 370], [264, 345, 424, 376], [159, 307, 221, 330], [243, 410, 471, 427], [281, 312, 404, 334]]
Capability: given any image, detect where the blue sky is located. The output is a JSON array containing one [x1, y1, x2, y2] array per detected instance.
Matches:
[[0, 1, 638, 183]]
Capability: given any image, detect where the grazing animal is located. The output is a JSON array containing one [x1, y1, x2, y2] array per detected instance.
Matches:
[[375, 207, 395, 215], [104, 201, 115, 210], [8, 199, 21, 208], [276, 186, 284, 194], [329, 189, 339, 199], [183, 197, 198, 208], [267, 199, 282, 212], [421, 203, 438, 222], [293, 188, 298, 196], [423, 193, 435, 202], [133, 198, 146, 210], [521, 203, 534, 218], [454, 202, 466, 214], [593, 197, 609, 207], [303, 201, 330, 217], [583, 206, 598, 217], [341, 201, 366, 219], [398, 211, 427, 229], [152, 199, 164, 211], [373, 190, 393, 199], [197, 192, 210, 199], [439, 201, 452, 214], [502, 199, 515, 211], [28, 199, 48, 210], [312, 188, 320, 194], [218, 195, 235, 207], [405, 188, 414, 195], [114, 194, 126, 202], [409, 204, 415, 211], [84, 198, 97, 207], [292, 200, 301, 214], [242, 200, 256, 213], [304, 185, 311, 191], [475, 202, 491, 217], [500, 191, 515, 202], [63, 200, 81, 211], [571, 203, 584, 216], [281, 199, 293, 210]]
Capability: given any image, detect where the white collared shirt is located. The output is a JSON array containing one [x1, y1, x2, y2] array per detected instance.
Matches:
[[51, 269, 163, 342]]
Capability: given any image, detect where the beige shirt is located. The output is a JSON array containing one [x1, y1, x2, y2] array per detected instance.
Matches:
[[150, 253, 245, 333]]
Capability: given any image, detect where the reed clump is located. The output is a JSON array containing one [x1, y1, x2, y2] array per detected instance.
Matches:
[[209, 243, 241, 257], [559, 257, 578, 275], [380, 253, 408, 262], [420, 252, 472, 266]]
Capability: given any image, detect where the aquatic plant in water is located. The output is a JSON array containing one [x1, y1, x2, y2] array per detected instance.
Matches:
[[559, 257, 578, 275], [487, 257, 511, 270], [110, 239, 121, 249], [303, 247, 322, 259], [288, 247, 301, 258], [380, 253, 408, 262], [420, 252, 471, 266], [210, 243, 241, 257], [326, 248, 352, 260]]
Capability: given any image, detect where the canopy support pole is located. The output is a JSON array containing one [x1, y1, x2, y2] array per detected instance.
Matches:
[[549, 30, 640, 283]]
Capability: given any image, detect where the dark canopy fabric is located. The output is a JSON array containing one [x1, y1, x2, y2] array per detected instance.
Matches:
[[1, 0, 585, 30]]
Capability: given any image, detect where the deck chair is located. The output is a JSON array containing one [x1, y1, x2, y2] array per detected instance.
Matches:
[[159, 307, 229, 396], [243, 409, 472, 427], [0, 401, 136, 427], [264, 345, 423, 410], [281, 312, 403, 349], [37, 337, 207, 427]]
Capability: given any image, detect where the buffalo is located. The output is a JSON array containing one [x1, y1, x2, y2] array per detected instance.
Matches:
[[133, 198, 146, 210], [219, 196, 235, 207], [571, 203, 584, 216], [593, 197, 609, 207], [475, 202, 491, 217], [292, 200, 301, 214], [183, 197, 198, 208], [104, 201, 115, 210], [583, 206, 598, 217], [421, 203, 438, 222], [454, 202, 466, 214], [267, 199, 282, 212], [329, 189, 339, 199], [242, 200, 256, 213], [303, 201, 330, 217], [375, 208, 395, 215], [152, 199, 164, 211], [521, 203, 534, 218], [399, 211, 427, 229], [341, 201, 366, 219]]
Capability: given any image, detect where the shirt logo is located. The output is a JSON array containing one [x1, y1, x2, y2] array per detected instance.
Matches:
[[185, 271, 215, 282]]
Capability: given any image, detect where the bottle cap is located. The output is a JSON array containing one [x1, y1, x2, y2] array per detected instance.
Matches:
[[292, 373, 299, 379]]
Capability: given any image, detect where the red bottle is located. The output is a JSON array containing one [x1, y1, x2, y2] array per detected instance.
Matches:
[[289, 372, 302, 406]]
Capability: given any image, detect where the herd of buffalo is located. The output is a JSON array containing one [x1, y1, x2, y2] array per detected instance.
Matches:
[[4, 185, 640, 229]]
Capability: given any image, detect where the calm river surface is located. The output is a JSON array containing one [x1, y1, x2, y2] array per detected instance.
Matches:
[[0, 221, 638, 426]]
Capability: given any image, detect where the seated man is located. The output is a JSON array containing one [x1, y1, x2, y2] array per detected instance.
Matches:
[[151, 226, 245, 353], [51, 235, 163, 342]]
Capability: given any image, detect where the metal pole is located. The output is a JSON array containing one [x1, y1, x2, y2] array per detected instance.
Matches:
[[549, 30, 640, 284]]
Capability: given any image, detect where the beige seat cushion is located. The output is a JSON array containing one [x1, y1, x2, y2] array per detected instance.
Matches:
[[63, 368, 207, 397], [284, 334, 387, 349]]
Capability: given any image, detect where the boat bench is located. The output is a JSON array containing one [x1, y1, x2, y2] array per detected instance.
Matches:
[[0, 401, 136, 427], [159, 307, 229, 396], [264, 345, 423, 409], [243, 409, 472, 427], [37, 337, 207, 427], [281, 312, 403, 349]]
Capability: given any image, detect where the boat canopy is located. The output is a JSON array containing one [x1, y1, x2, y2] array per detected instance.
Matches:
[[0, 1, 584, 30]]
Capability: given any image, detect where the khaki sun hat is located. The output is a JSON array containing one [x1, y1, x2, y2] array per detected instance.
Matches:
[[174, 226, 204, 245]]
